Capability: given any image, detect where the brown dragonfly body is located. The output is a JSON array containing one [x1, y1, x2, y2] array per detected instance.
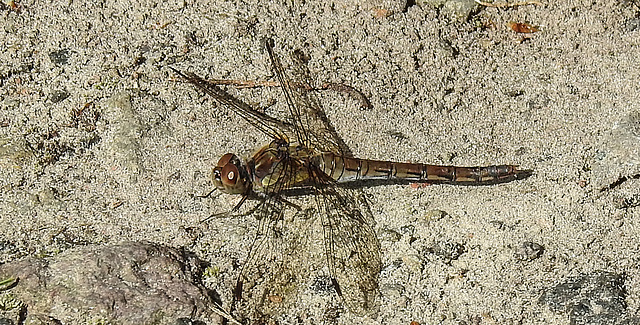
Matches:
[[228, 139, 527, 198], [172, 38, 530, 320], [316, 152, 524, 184]]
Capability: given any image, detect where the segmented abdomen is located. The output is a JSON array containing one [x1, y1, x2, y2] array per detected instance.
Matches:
[[316, 152, 530, 185]]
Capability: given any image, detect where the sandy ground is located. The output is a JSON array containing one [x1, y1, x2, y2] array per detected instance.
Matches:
[[1, 0, 640, 324]]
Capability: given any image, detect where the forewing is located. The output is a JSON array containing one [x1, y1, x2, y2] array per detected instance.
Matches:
[[265, 39, 380, 314], [265, 39, 355, 157], [170, 67, 295, 142]]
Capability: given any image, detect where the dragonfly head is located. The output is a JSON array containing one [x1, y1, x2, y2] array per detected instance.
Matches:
[[212, 153, 251, 195]]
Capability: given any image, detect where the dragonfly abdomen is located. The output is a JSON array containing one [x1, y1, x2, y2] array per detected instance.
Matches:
[[318, 152, 529, 185]]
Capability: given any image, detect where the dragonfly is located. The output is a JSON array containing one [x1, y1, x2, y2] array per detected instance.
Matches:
[[171, 38, 531, 320]]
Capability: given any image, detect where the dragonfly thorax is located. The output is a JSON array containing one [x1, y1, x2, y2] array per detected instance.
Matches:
[[211, 153, 252, 195]]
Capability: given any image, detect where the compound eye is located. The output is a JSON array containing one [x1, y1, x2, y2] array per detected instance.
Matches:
[[221, 163, 239, 186], [217, 153, 236, 168]]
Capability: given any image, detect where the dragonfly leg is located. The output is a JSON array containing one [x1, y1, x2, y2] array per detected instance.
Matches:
[[255, 192, 302, 211], [279, 196, 302, 211], [196, 188, 216, 199], [200, 195, 254, 223], [231, 195, 249, 211], [233, 278, 244, 302]]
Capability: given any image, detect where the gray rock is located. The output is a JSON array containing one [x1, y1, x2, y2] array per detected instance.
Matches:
[[540, 271, 628, 325], [592, 110, 640, 190], [0, 242, 218, 325]]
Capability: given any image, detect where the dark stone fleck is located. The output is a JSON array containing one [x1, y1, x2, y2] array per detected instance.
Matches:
[[323, 304, 343, 324], [625, 18, 640, 32], [386, 130, 408, 141], [133, 56, 146, 66], [174, 318, 192, 325], [515, 146, 529, 156], [516, 241, 544, 261], [506, 90, 524, 97], [379, 228, 402, 242], [613, 194, 640, 209], [424, 209, 447, 221], [621, 110, 640, 137], [0, 318, 14, 325], [399, 225, 415, 235], [310, 275, 335, 294], [617, 317, 640, 325], [540, 271, 628, 325], [174, 318, 205, 325], [527, 94, 550, 110], [48, 49, 70, 65], [428, 241, 465, 262], [48, 89, 69, 103]]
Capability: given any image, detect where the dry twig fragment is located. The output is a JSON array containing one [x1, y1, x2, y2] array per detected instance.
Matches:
[[475, 0, 542, 8]]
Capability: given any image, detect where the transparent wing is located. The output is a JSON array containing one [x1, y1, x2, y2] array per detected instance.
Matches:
[[234, 158, 381, 318], [265, 39, 355, 157], [232, 155, 312, 318], [265, 39, 381, 314], [170, 67, 295, 143], [232, 201, 311, 319], [178, 39, 381, 318], [309, 166, 381, 315]]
